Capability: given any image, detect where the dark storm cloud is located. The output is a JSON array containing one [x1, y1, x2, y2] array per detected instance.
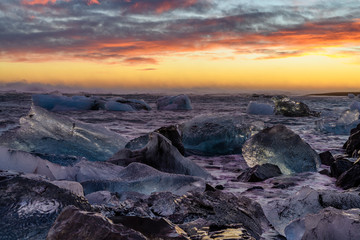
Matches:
[[0, 0, 360, 63]]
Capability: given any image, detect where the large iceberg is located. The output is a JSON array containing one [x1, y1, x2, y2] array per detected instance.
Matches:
[[246, 101, 274, 115], [181, 115, 264, 156], [242, 125, 320, 174], [32, 94, 151, 112], [32, 94, 101, 111], [156, 94, 192, 110], [0, 105, 127, 163]]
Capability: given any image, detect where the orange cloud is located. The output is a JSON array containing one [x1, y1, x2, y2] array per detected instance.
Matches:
[[22, 0, 57, 5]]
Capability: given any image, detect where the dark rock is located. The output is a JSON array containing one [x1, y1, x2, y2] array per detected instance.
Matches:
[[319, 151, 335, 166], [336, 160, 360, 189], [205, 183, 216, 192], [0, 171, 91, 240], [111, 216, 188, 239], [47, 206, 146, 240], [237, 163, 282, 182], [215, 185, 224, 190], [155, 125, 185, 156], [330, 158, 353, 178], [272, 96, 320, 117], [343, 124, 360, 157], [319, 169, 331, 176], [108, 133, 210, 178]]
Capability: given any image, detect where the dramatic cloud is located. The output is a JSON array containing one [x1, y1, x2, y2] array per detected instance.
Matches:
[[1, 0, 360, 64]]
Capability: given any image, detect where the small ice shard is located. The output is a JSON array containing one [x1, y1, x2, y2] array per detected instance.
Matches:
[[105, 97, 151, 111], [32, 94, 100, 111], [81, 162, 206, 196], [348, 93, 356, 99], [109, 133, 210, 178], [181, 115, 264, 156], [157, 94, 192, 110], [242, 125, 320, 174], [246, 101, 274, 115], [272, 96, 320, 117], [285, 207, 360, 240], [0, 105, 127, 162]]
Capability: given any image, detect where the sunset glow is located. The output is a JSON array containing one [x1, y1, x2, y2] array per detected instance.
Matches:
[[1, 0, 360, 92]]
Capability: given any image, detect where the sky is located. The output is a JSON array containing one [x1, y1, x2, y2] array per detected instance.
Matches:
[[0, 0, 360, 93]]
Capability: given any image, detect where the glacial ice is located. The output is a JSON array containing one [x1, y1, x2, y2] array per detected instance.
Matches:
[[156, 94, 192, 110], [105, 100, 134, 111], [32, 94, 98, 111], [73, 160, 125, 182], [105, 98, 151, 111], [0, 105, 127, 163], [285, 207, 360, 240], [350, 101, 360, 112], [181, 115, 264, 156], [109, 132, 210, 178], [272, 96, 320, 117], [81, 162, 206, 196], [242, 125, 320, 174], [316, 110, 360, 135], [246, 101, 274, 115], [348, 93, 356, 99]]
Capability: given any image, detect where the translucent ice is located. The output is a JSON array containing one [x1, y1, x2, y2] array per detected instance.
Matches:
[[246, 101, 274, 115], [272, 96, 320, 117], [242, 125, 320, 174], [81, 162, 205, 196], [317, 110, 360, 135], [105, 100, 134, 111], [350, 101, 360, 112], [0, 105, 127, 162], [32, 94, 98, 111], [105, 97, 151, 111], [181, 115, 264, 156], [157, 94, 192, 110]]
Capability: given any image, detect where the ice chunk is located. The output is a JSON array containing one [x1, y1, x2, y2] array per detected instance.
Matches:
[[317, 110, 360, 135], [286, 207, 360, 240], [0, 105, 127, 163], [105, 97, 151, 111], [350, 101, 360, 112], [109, 133, 210, 178], [242, 125, 320, 174], [81, 162, 206, 196], [32, 94, 98, 111], [348, 93, 356, 99], [157, 94, 192, 110], [246, 101, 274, 115], [0, 146, 73, 180], [73, 160, 125, 182], [272, 96, 320, 117], [51, 180, 84, 197], [181, 115, 264, 156]]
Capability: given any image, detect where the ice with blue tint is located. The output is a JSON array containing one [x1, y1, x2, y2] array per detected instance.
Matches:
[[105, 100, 135, 111], [246, 101, 274, 115], [317, 109, 360, 135], [157, 94, 192, 110], [0, 106, 127, 163], [105, 97, 151, 111], [181, 115, 264, 156], [32, 94, 98, 111], [242, 125, 320, 174], [350, 101, 360, 112]]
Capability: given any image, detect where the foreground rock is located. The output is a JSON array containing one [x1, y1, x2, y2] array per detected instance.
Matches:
[[285, 207, 360, 240], [47, 206, 147, 240], [272, 96, 320, 117], [330, 158, 353, 178], [242, 125, 320, 174], [318, 151, 335, 166], [109, 133, 210, 178], [157, 94, 192, 110], [343, 123, 360, 157], [0, 171, 91, 240], [237, 163, 282, 182], [111, 190, 282, 240], [181, 115, 263, 156], [0, 106, 127, 163], [81, 162, 206, 196], [336, 160, 360, 189]]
